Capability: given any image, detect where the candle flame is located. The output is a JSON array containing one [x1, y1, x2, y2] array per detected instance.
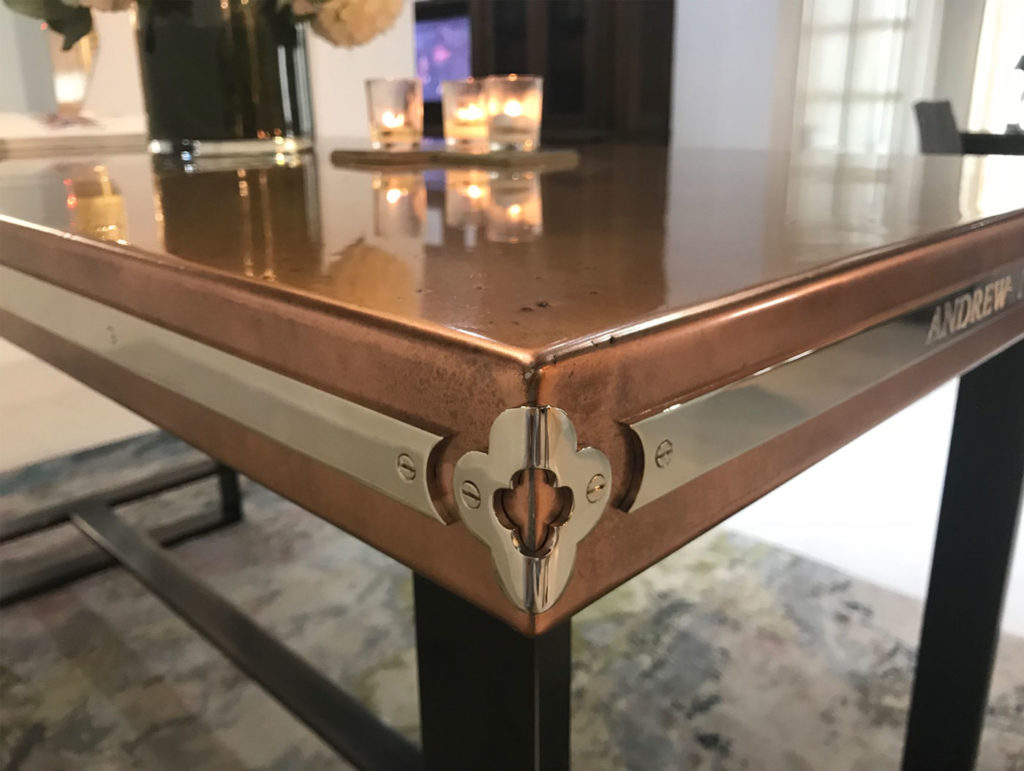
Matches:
[[508, 204, 522, 218], [381, 110, 405, 129], [455, 104, 484, 122], [385, 188, 403, 204], [466, 184, 484, 200], [503, 99, 524, 118]]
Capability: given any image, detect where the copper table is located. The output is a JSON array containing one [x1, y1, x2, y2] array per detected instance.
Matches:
[[1, 145, 1022, 769]]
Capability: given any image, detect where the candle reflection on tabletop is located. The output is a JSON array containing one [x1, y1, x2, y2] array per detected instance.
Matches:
[[486, 170, 542, 243], [444, 168, 490, 228], [60, 164, 127, 243], [373, 172, 427, 237]]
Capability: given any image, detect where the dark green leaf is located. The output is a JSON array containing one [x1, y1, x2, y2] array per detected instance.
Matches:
[[3, 0, 93, 50]]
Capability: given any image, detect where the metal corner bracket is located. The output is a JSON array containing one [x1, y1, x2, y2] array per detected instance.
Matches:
[[453, 406, 612, 613]]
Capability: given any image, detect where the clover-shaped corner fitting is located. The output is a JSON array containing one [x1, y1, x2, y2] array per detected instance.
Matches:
[[453, 406, 611, 613]]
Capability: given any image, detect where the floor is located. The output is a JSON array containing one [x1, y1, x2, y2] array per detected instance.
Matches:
[[2, 338, 1022, 634], [2, 432, 1022, 769], [0, 341, 152, 473]]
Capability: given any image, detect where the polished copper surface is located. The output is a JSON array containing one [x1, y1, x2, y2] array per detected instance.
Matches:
[[2, 146, 1021, 357], [2, 142, 1023, 633]]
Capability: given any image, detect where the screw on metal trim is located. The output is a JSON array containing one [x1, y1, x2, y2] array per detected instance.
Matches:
[[397, 453, 416, 481], [585, 473, 607, 503], [460, 480, 482, 509], [655, 440, 673, 468]]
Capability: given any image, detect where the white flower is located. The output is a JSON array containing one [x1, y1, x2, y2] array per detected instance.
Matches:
[[311, 0, 403, 47]]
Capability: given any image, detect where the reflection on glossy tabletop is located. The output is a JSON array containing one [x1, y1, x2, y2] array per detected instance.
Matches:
[[1, 141, 1021, 354]]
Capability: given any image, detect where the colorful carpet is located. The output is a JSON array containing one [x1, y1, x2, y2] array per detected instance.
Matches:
[[1, 433, 1022, 769]]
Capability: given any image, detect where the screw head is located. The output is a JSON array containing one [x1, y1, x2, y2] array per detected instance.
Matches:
[[396, 453, 416, 481], [460, 480, 482, 509], [655, 440, 673, 468], [585, 473, 607, 503]]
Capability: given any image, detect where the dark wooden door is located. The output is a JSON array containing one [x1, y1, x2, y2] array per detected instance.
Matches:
[[464, 0, 674, 144]]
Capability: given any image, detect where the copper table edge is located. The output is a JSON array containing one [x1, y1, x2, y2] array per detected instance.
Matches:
[[0, 214, 536, 368], [539, 208, 1024, 366], [4, 207, 1022, 376], [3, 209, 1022, 466], [3, 303, 1022, 635], [535, 216, 1024, 426]]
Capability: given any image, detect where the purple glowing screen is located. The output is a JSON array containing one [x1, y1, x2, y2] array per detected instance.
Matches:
[[415, 16, 472, 103]]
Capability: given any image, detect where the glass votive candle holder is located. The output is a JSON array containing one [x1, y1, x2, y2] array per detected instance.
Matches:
[[485, 75, 543, 152], [365, 78, 424, 149], [486, 171, 542, 243], [441, 79, 488, 149], [445, 169, 491, 227]]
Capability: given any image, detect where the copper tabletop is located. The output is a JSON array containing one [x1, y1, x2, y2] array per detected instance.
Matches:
[[1, 142, 1022, 633]]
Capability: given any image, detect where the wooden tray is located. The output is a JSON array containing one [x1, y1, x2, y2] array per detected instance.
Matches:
[[330, 145, 579, 172]]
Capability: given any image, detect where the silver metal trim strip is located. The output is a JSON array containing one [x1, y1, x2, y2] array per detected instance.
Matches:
[[0, 265, 447, 522], [625, 261, 1024, 512]]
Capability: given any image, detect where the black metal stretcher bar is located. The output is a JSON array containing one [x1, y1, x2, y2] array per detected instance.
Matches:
[[0, 458, 225, 543], [0, 462, 241, 606], [72, 502, 422, 771]]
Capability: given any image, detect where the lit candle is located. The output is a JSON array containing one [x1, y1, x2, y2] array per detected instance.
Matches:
[[456, 104, 484, 122], [442, 79, 488, 149], [366, 79, 423, 149], [381, 111, 405, 129], [485, 75, 543, 152]]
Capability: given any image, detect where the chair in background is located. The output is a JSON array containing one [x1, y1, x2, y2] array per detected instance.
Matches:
[[913, 101, 965, 154], [914, 100, 1024, 156]]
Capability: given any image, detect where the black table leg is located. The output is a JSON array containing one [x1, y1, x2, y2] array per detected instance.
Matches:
[[414, 573, 571, 771], [216, 464, 243, 523], [902, 340, 1024, 770]]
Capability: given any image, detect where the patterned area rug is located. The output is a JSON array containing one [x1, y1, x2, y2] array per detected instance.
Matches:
[[1, 433, 1022, 770]]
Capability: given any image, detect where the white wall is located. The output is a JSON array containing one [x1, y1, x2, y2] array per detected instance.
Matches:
[[0, 8, 143, 118], [86, 12, 145, 118], [307, 2, 416, 138], [935, 0, 986, 126], [0, 3, 54, 115], [669, 0, 989, 154], [670, 0, 802, 150]]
